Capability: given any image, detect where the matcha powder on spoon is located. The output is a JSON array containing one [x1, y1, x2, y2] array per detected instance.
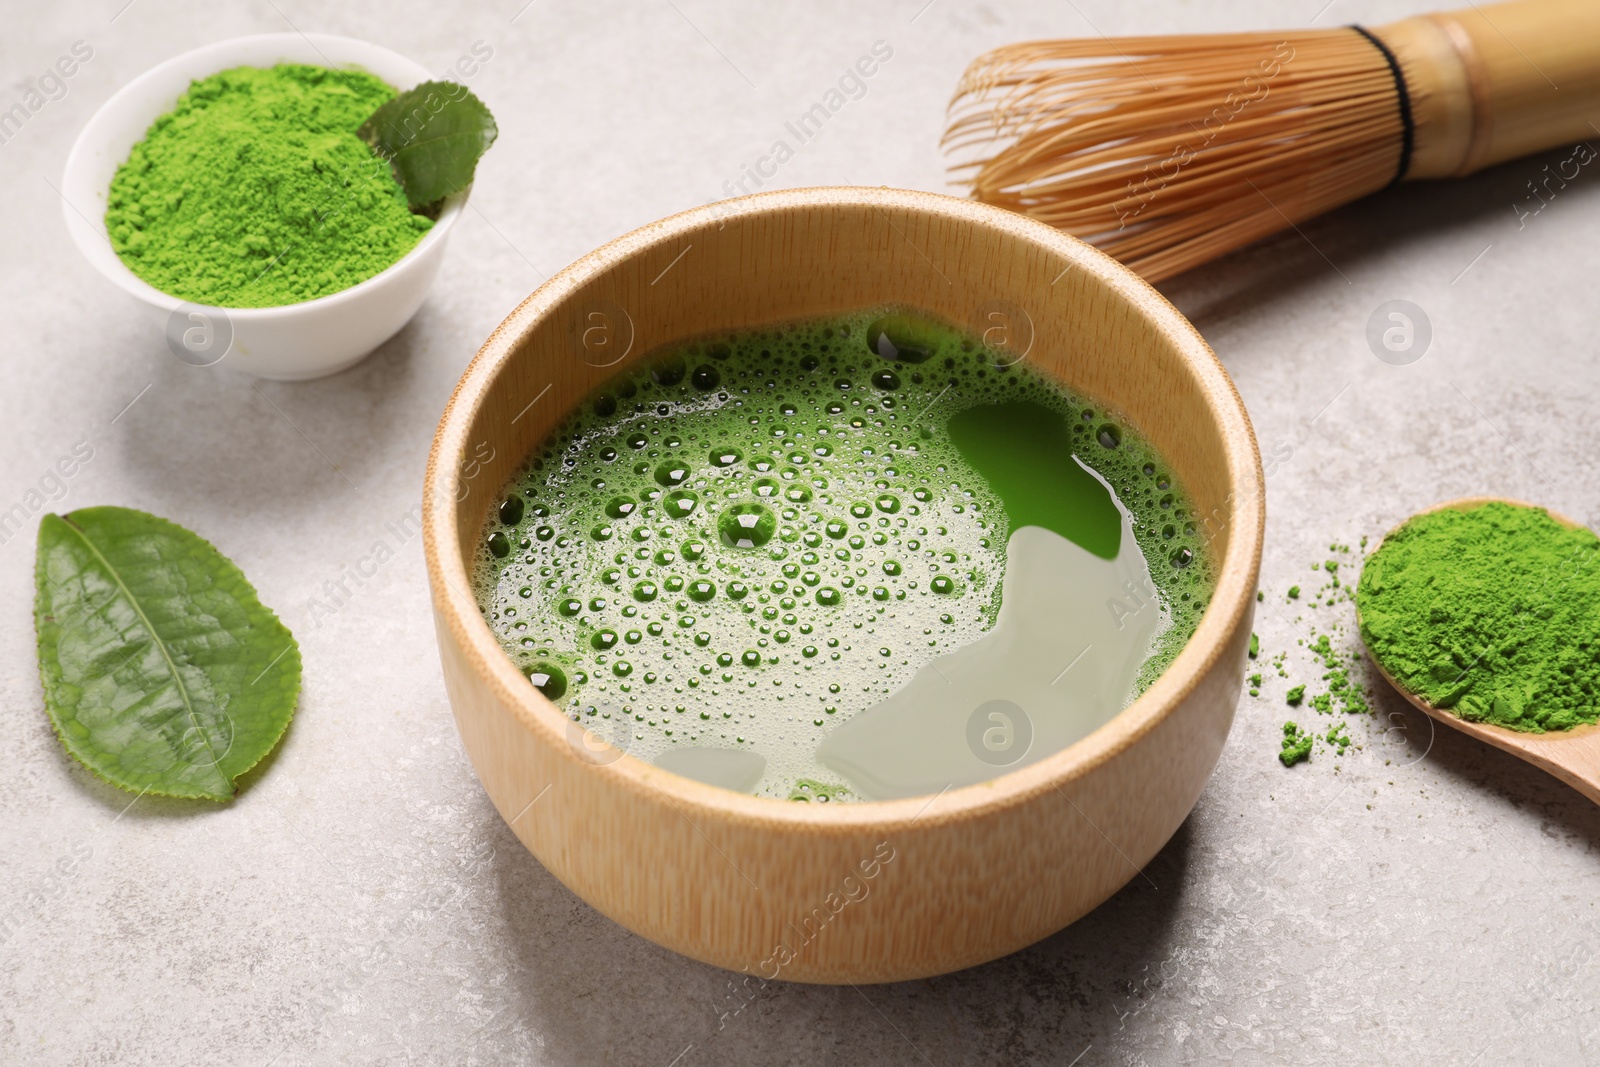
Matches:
[[1358, 502, 1600, 732], [106, 63, 433, 308]]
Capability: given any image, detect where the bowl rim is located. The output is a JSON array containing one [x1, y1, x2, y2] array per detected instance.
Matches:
[[424, 185, 1264, 830], [60, 31, 465, 318]]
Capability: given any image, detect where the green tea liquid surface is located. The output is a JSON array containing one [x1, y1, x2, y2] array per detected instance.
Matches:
[[474, 309, 1213, 801]]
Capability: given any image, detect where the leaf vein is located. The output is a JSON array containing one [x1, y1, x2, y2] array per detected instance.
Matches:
[[57, 515, 226, 777]]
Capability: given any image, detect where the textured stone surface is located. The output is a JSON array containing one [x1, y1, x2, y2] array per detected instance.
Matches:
[[3, 1, 1599, 1063]]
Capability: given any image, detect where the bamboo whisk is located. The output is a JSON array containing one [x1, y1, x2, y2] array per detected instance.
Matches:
[[944, 0, 1600, 282]]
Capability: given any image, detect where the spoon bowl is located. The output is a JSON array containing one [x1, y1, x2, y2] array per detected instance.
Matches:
[[1358, 496, 1600, 804]]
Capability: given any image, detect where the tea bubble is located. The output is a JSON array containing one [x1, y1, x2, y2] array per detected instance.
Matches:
[[866, 314, 937, 363], [664, 490, 699, 517], [651, 355, 686, 386], [525, 663, 567, 700], [720, 504, 776, 549], [655, 461, 691, 488]]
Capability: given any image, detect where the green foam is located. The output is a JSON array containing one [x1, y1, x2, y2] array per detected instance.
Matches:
[[473, 307, 1215, 799]]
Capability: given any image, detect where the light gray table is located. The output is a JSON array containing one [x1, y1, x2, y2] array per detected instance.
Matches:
[[4, 1, 1598, 1063]]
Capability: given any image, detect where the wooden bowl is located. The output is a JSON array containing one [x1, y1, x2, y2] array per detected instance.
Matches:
[[423, 187, 1263, 983]]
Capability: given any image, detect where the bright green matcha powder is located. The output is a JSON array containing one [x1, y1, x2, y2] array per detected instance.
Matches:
[[1359, 502, 1600, 732], [106, 63, 431, 308]]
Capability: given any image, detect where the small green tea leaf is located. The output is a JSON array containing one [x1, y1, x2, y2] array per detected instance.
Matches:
[[358, 80, 497, 210], [34, 507, 301, 801]]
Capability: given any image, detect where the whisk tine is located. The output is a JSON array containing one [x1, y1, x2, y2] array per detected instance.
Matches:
[[945, 26, 1406, 279]]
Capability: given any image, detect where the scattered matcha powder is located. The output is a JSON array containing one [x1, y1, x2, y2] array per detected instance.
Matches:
[[1358, 502, 1600, 733], [106, 64, 432, 308], [1279, 722, 1313, 766], [1309, 632, 1370, 716], [1266, 542, 1379, 767]]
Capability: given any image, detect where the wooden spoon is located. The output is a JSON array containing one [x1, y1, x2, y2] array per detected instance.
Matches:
[[1358, 496, 1600, 805]]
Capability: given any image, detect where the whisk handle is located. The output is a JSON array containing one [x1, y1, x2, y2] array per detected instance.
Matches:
[[1377, 0, 1600, 178]]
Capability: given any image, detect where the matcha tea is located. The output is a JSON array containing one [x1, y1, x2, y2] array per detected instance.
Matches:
[[474, 309, 1214, 801]]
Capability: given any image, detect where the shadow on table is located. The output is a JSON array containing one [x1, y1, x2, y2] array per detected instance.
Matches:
[[482, 811, 1197, 1067], [107, 313, 429, 518], [1158, 143, 1600, 344], [1368, 675, 1600, 844]]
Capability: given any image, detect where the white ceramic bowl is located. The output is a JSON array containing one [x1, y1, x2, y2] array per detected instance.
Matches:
[[61, 33, 465, 380]]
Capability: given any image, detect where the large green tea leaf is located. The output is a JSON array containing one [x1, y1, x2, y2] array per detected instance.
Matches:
[[358, 81, 498, 210], [34, 507, 301, 801]]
